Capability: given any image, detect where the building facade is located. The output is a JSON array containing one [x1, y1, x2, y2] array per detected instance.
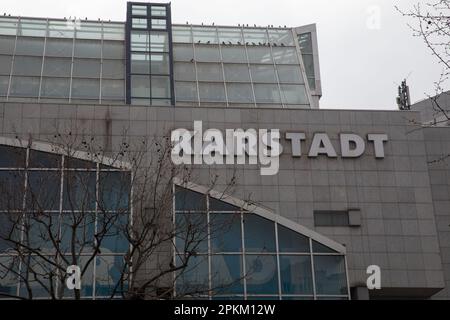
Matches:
[[0, 2, 450, 300]]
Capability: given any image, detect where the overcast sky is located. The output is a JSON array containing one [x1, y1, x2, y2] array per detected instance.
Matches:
[[1, 0, 443, 110]]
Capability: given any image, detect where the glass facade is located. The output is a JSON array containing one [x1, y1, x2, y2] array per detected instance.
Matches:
[[298, 32, 315, 91], [0, 144, 130, 299], [172, 26, 310, 108], [174, 186, 349, 300], [0, 17, 125, 103], [127, 2, 174, 106]]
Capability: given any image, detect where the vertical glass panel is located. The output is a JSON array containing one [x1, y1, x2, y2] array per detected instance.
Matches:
[[312, 240, 337, 253], [131, 31, 149, 52], [245, 255, 278, 294], [210, 213, 242, 252], [73, 58, 101, 78], [218, 28, 243, 45], [48, 21, 74, 38], [132, 5, 148, 16], [226, 83, 254, 104], [71, 78, 100, 99], [298, 33, 313, 54], [308, 77, 315, 91], [175, 213, 208, 253], [278, 225, 310, 253], [131, 75, 150, 98], [196, 63, 223, 82], [63, 171, 96, 211], [314, 256, 348, 295], [150, 53, 170, 74], [272, 47, 299, 64], [151, 19, 167, 30], [151, 6, 167, 17], [211, 255, 244, 294], [0, 171, 25, 210], [280, 255, 313, 294], [243, 29, 269, 44], [280, 84, 308, 105], [0, 214, 21, 251], [175, 81, 198, 102], [10, 76, 40, 97], [302, 54, 315, 78], [193, 27, 218, 44], [209, 198, 240, 211], [19, 256, 58, 298], [17, 19, 47, 37], [0, 75, 9, 96], [15, 37, 45, 56], [0, 256, 19, 295], [0, 55, 12, 75], [150, 32, 169, 52], [269, 29, 295, 46], [74, 39, 102, 58], [26, 171, 61, 211], [199, 82, 226, 102], [102, 41, 125, 59], [250, 65, 277, 83], [151, 75, 171, 98], [195, 45, 220, 62], [277, 65, 303, 84], [98, 172, 130, 212], [253, 83, 281, 104], [174, 62, 195, 81], [0, 36, 16, 54], [41, 77, 70, 98], [0, 146, 26, 167], [173, 26, 192, 43], [102, 80, 125, 100], [221, 46, 247, 63], [243, 214, 276, 252], [95, 255, 126, 297], [247, 47, 272, 64], [0, 18, 18, 36], [223, 64, 250, 82], [102, 60, 125, 79], [175, 187, 206, 211], [103, 24, 125, 41], [43, 57, 72, 77], [132, 18, 147, 29], [97, 214, 129, 253], [29, 150, 61, 168], [173, 44, 194, 61], [24, 213, 60, 251], [131, 53, 150, 74], [75, 22, 102, 40], [176, 255, 209, 296], [45, 38, 73, 57], [13, 56, 43, 76], [60, 213, 95, 253]]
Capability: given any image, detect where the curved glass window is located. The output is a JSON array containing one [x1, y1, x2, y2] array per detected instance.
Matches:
[[0, 143, 131, 299], [174, 186, 349, 300]]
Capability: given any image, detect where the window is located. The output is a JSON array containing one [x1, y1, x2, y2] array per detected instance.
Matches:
[[9, 76, 40, 97], [173, 44, 194, 62], [151, 19, 167, 30], [195, 45, 221, 62], [272, 47, 299, 65], [250, 65, 277, 83], [102, 60, 125, 79], [0, 144, 131, 299], [196, 63, 223, 82], [74, 40, 102, 58], [199, 82, 226, 102], [269, 29, 295, 46], [13, 56, 43, 76], [173, 26, 192, 43], [174, 185, 349, 300], [175, 81, 198, 102], [247, 47, 273, 64], [73, 59, 101, 78], [221, 46, 247, 63], [193, 27, 219, 44], [131, 75, 151, 98], [280, 84, 308, 105], [43, 57, 72, 77], [226, 83, 254, 104], [0, 55, 12, 75], [151, 75, 171, 98], [0, 76, 8, 96], [102, 79, 124, 100], [174, 62, 196, 82], [15, 37, 45, 56], [243, 29, 268, 44], [132, 5, 148, 16], [41, 77, 70, 98], [71, 78, 100, 99], [253, 84, 281, 104], [277, 65, 304, 84], [132, 18, 147, 29], [0, 36, 16, 54], [314, 211, 350, 227], [45, 38, 73, 57], [151, 6, 167, 17], [224, 64, 251, 82], [218, 28, 243, 45]]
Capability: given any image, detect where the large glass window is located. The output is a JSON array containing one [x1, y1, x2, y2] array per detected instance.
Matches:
[[174, 186, 349, 300], [0, 144, 131, 299]]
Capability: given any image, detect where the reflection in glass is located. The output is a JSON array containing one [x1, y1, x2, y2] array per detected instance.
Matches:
[[210, 213, 242, 252], [246, 255, 278, 294], [280, 255, 313, 294], [244, 214, 276, 252], [212, 255, 244, 294], [314, 256, 347, 295]]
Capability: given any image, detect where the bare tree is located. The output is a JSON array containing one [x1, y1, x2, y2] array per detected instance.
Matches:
[[396, 1, 450, 125], [0, 131, 245, 300]]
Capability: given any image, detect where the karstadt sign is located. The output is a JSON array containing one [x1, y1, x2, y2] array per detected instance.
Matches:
[[171, 121, 388, 176]]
